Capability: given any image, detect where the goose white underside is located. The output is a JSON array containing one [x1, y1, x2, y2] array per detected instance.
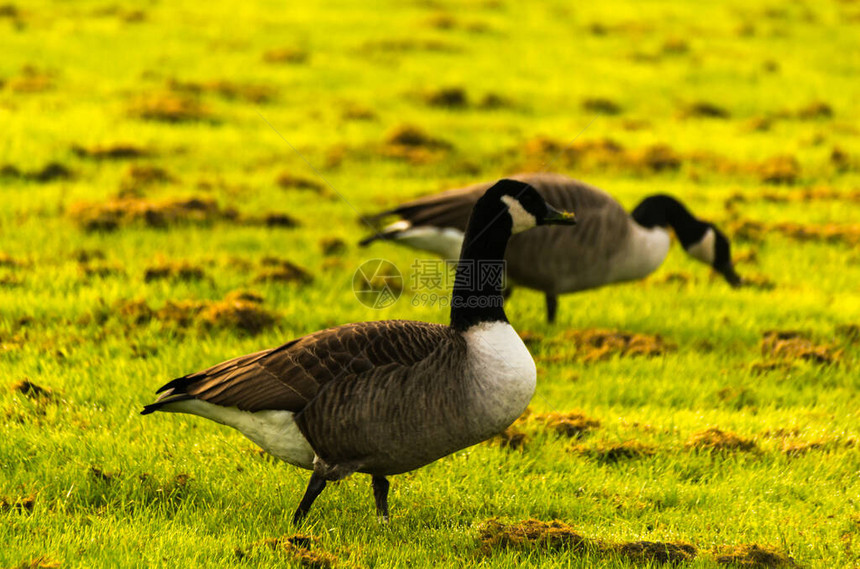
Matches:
[[463, 321, 536, 434], [161, 399, 315, 469], [385, 221, 464, 260]]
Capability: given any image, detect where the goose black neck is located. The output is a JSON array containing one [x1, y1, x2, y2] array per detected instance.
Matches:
[[631, 194, 709, 248], [450, 196, 511, 332]]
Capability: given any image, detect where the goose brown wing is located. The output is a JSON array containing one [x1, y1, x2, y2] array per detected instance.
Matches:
[[142, 320, 455, 414], [383, 182, 490, 230]]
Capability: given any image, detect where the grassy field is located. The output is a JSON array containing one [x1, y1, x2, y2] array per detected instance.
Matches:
[[2, 0, 860, 567]]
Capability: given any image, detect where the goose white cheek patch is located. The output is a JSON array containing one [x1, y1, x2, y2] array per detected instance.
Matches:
[[686, 227, 716, 265], [500, 195, 537, 233]]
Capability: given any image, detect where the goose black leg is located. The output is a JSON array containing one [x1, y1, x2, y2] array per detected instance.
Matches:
[[371, 475, 390, 522], [293, 472, 327, 525], [545, 293, 558, 324]]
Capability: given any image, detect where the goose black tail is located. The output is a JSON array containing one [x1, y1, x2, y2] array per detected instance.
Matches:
[[140, 376, 196, 415], [358, 230, 401, 247]]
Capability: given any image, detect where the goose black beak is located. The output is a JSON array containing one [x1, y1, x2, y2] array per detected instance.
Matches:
[[543, 204, 577, 226], [715, 262, 743, 288]]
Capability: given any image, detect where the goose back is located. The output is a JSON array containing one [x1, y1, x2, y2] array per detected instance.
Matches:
[[379, 173, 635, 293]]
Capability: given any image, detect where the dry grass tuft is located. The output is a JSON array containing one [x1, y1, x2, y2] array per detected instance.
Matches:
[[319, 237, 347, 257], [612, 540, 697, 565], [119, 165, 176, 196], [129, 93, 214, 123], [761, 330, 840, 365], [534, 411, 601, 438], [680, 101, 731, 119], [685, 427, 757, 453], [276, 172, 327, 194], [422, 86, 469, 108], [167, 78, 276, 103], [557, 328, 676, 363], [572, 440, 656, 463], [714, 543, 797, 567], [582, 97, 622, 115], [488, 427, 530, 450], [836, 324, 860, 344], [262, 48, 309, 64], [11, 379, 55, 400], [9, 556, 61, 568], [144, 261, 207, 283], [0, 493, 35, 513], [255, 258, 314, 285], [478, 518, 588, 552], [478, 519, 697, 564], [795, 101, 833, 120], [70, 196, 228, 232], [71, 143, 149, 160], [6, 66, 54, 93], [254, 534, 338, 568], [380, 124, 453, 164], [757, 155, 801, 184], [106, 291, 278, 335]]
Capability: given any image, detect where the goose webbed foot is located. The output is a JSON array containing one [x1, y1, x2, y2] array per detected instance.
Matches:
[[545, 293, 558, 324], [293, 472, 327, 525], [371, 475, 390, 523]]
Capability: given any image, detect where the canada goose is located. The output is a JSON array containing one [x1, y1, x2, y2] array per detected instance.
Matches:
[[141, 179, 576, 524], [360, 172, 741, 323]]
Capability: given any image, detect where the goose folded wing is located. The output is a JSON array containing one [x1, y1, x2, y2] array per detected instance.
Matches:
[[145, 320, 454, 414]]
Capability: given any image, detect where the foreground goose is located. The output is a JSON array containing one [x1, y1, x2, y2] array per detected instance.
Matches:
[[360, 172, 741, 323], [141, 179, 576, 523]]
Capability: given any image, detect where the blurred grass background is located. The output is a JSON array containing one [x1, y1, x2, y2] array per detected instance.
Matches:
[[1, 0, 859, 567]]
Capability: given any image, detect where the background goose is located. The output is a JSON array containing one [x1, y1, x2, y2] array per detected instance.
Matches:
[[360, 172, 741, 323], [141, 179, 576, 524]]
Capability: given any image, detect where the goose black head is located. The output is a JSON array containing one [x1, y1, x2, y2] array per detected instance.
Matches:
[[684, 223, 742, 287], [483, 179, 576, 234], [632, 194, 741, 288]]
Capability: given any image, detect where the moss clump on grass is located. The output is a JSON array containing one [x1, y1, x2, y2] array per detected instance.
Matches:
[[252, 534, 339, 568], [129, 93, 215, 123], [167, 78, 277, 104], [572, 440, 656, 463], [487, 427, 529, 450], [479, 519, 698, 565], [275, 172, 327, 194], [262, 48, 309, 64], [143, 261, 207, 283], [0, 493, 35, 513], [533, 411, 601, 438], [255, 258, 314, 285], [71, 143, 149, 160], [119, 165, 175, 195], [581, 97, 622, 115], [11, 379, 55, 401], [714, 543, 797, 567], [680, 101, 731, 119], [422, 86, 469, 109], [478, 519, 589, 552], [103, 291, 278, 335], [760, 330, 840, 365], [685, 427, 758, 453], [757, 155, 801, 184], [552, 328, 676, 363], [70, 196, 228, 232]]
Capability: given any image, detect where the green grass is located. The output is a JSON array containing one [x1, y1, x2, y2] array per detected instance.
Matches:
[[2, 0, 860, 567]]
